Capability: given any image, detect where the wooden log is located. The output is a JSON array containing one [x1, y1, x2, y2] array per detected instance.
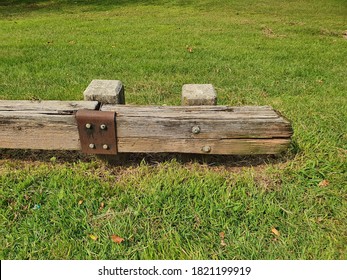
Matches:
[[101, 105, 292, 155], [0, 100, 99, 150]]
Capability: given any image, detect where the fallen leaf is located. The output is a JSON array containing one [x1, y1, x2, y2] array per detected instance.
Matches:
[[271, 227, 280, 236], [318, 180, 329, 187], [78, 200, 84, 205], [89, 234, 98, 241], [219, 232, 227, 247], [111, 234, 124, 244], [186, 45, 193, 53], [99, 202, 105, 210]]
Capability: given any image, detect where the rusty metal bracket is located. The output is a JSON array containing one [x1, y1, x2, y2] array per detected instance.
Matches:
[[75, 110, 117, 155]]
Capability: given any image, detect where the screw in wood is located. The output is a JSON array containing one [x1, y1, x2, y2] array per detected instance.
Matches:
[[191, 126, 201, 134], [89, 143, 96, 149], [102, 144, 109, 150], [202, 145, 211, 153], [100, 124, 107, 130], [85, 123, 92, 129]]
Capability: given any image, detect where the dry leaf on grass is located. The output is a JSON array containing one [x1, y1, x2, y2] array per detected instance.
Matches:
[[111, 234, 124, 244], [271, 227, 280, 237], [219, 232, 227, 247], [186, 45, 193, 53], [89, 234, 98, 241], [78, 200, 83, 205], [99, 202, 105, 210], [318, 180, 329, 187]]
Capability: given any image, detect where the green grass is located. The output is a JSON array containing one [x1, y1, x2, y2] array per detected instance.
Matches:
[[0, 0, 346, 259]]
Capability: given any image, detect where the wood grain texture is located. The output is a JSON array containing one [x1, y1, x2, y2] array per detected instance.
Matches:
[[102, 105, 293, 154], [0, 100, 99, 112], [0, 102, 293, 154], [118, 138, 291, 154], [0, 101, 99, 150]]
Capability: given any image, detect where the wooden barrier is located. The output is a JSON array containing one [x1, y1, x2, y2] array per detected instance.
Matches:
[[0, 81, 293, 155]]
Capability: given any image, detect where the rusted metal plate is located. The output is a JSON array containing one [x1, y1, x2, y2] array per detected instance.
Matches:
[[75, 110, 117, 155]]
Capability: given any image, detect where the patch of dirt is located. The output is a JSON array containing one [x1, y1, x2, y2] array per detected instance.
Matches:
[[320, 28, 340, 37], [253, 171, 283, 191], [262, 26, 275, 37], [0, 149, 92, 163], [287, 21, 305, 26], [261, 26, 286, 38]]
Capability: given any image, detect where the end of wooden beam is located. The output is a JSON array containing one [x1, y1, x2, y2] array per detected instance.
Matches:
[[181, 84, 217, 106], [83, 80, 125, 105]]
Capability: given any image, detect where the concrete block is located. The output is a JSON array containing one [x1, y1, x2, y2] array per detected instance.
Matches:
[[83, 80, 125, 104], [182, 84, 217, 106]]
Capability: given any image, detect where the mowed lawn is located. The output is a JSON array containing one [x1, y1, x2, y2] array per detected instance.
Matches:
[[0, 0, 346, 259]]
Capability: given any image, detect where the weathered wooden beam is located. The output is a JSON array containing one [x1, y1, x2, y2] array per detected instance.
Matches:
[[0, 101, 292, 155], [0, 100, 99, 150], [101, 105, 292, 155]]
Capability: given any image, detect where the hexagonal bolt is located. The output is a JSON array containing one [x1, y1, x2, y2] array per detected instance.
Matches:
[[85, 123, 92, 129], [102, 144, 109, 150], [191, 126, 201, 134], [100, 124, 107, 130], [201, 145, 211, 153], [89, 143, 96, 149]]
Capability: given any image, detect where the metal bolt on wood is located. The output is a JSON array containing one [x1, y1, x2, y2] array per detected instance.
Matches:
[[202, 145, 211, 153], [192, 126, 201, 134], [85, 123, 92, 129], [89, 143, 96, 149], [102, 144, 109, 150], [100, 124, 107, 130]]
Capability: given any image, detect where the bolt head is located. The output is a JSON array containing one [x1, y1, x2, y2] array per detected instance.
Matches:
[[100, 124, 107, 130], [85, 123, 92, 129], [192, 126, 201, 134], [89, 143, 95, 149], [202, 145, 211, 153], [102, 144, 109, 150]]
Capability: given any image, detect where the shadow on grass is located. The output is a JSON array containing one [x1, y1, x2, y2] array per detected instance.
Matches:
[[0, 0, 194, 18], [0, 146, 297, 168], [0, 0, 158, 4], [0, 0, 182, 9]]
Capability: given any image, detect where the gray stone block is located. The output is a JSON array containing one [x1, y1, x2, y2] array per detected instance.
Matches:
[[83, 80, 125, 104], [182, 84, 217, 105]]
